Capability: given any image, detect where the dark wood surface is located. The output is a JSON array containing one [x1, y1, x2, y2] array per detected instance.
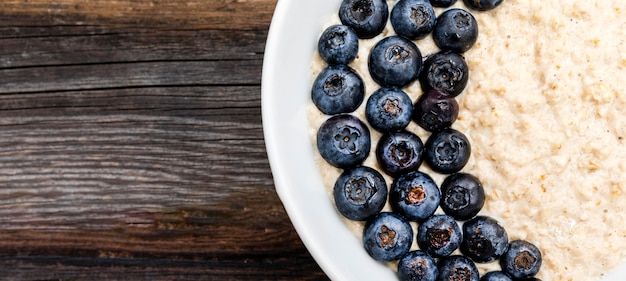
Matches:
[[0, 1, 329, 280]]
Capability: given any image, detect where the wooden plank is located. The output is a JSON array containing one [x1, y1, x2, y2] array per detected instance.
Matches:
[[0, 255, 327, 281], [0, 0, 277, 30], [0, 29, 267, 68], [0, 0, 331, 279], [0, 60, 263, 93], [0, 85, 328, 279], [0, 28, 266, 93]]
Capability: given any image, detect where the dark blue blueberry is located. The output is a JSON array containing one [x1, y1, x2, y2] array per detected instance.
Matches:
[[413, 89, 459, 133], [480, 271, 513, 281], [390, 0, 436, 40], [397, 250, 438, 281], [424, 128, 471, 174], [368, 36, 422, 88], [440, 173, 485, 221], [333, 166, 388, 221], [500, 240, 542, 280], [376, 131, 424, 177], [317, 24, 359, 65], [430, 0, 457, 8], [417, 214, 462, 258], [420, 51, 469, 97], [437, 255, 479, 281], [363, 212, 413, 262], [366, 87, 414, 133], [463, 0, 504, 11], [317, 114, 371, 169], [390, 171, 440, 222], [339, 0, 388, 39], [432, 8, 478, 53], [461, 216, 509, 263], [311, 65, 365, 115]]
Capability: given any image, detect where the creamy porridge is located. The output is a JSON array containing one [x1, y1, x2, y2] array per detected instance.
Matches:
[[308, 0, 626, 280]]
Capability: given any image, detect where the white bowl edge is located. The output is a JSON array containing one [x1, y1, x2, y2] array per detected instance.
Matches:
[[261, 0, 396, 280]]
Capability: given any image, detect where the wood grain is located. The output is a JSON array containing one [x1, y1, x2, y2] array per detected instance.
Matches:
[[0, 0, 329, 280], [0, 0, 275, 29]]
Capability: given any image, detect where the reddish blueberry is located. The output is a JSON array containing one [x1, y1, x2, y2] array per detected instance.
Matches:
[[413, 89, 459, 133], [463, 0, 504, 11]]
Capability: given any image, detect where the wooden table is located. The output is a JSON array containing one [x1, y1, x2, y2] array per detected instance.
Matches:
[[0, 1, 328, 280]]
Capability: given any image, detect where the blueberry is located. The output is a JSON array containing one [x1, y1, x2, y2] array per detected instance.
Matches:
[[311, 65, 365, 115], [440, 173, 485, 221], [460, 216, 509, 263], [430, 0, 457, 8], [480, 271, 513, 281], [500, 240, 542, 280], [390, 0, 436, 40], [390, 171, 440, 222], [417, 214, 462, 258], [413, 89, 459, 133], [369, 36, 422, 88], [437, 255, 479, 281], [363, 212, 413, 262], [463, 0, 504, 11], [424, 128, 471, 174], [333, 166, 387, 221], [317, 114, 371, 169], [317, 24, 359, 65], [376, 131, 424, 177], [366, 87, 414, 133], [397, 250, 438, 281], [339, 0, 389, 39], [420, 51, 469, 97], [432, 8, 478, 53]]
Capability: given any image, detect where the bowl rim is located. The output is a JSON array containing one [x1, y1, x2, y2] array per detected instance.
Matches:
[[261, 0, 396, 280]]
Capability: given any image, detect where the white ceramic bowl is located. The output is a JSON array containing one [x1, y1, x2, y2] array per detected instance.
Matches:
[[261, 1, 626, 280], [261, 0, 395, 279]]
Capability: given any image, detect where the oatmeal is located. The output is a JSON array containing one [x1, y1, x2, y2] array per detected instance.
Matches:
[[308, 0, 626, 280]]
